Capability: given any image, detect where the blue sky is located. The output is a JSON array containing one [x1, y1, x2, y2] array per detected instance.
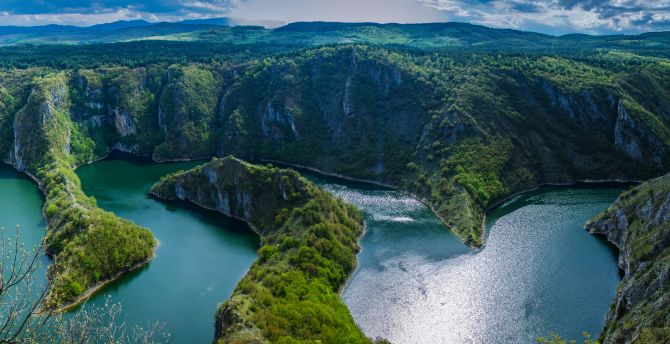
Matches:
[[0, 0, 668, 35]]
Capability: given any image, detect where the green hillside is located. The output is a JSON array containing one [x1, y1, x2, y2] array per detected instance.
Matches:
[[150, 157, 368, 343], [587, 174, 670, 344], [0, 21, 669, 342]]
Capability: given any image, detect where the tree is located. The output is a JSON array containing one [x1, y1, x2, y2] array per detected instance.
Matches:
[[0, 226, 170, 344]]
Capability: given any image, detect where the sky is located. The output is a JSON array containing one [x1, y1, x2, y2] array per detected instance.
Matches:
[[0, 0, 668, 35]]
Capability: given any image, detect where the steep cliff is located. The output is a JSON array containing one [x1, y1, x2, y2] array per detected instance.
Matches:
[[150, 156, 368, 343], [215, 48, 670, 246], [6, 72, 155, 308], [586, 175, 670, 343], [2, 46, 670, 250]]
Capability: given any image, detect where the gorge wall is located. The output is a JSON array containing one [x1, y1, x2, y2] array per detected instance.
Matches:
[[150, 156, 368, 343], [586, 174, 670, 344], [1, 45, 669, 307], [7, 46, 668, 247]]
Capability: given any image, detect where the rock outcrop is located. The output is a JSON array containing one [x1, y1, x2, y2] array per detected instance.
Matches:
[[6, 72, 155, 308], [150, 156, 369, 343], [586, 175, 670, 344], [3, 46, 670, 250]]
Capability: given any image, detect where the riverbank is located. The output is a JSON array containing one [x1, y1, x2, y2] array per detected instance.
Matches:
[[261, 158, 640, 249], [55, 251, 155, 313], [150, 157, 369, 343], [75, 157, 259, 343]]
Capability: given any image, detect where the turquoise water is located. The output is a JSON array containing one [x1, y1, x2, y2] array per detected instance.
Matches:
[[0, 164, 50, 298], [0, 158, 624, 343], [74, 156, 259, 343]]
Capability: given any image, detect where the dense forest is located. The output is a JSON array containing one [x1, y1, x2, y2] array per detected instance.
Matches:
[[151, 157, 368, 343], [0, 21, 669, 343]]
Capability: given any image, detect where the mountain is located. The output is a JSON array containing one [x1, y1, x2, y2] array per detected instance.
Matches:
[[88, 19, 153, 31], [176, 17, 232, 26], [0, 24, 80, 35], [1, 19, 669, 59], [0, 18, 233, 45], [169, 21, 670, 56], [0, 17, 287, 46]]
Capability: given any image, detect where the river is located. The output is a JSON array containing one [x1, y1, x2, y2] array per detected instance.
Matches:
[[0, 159, 623, 343], [320, 177, 624, 343], [75, 156, 259, 343]]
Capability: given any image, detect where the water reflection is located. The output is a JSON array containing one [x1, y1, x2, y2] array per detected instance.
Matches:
[[318, 179, 622, 344]]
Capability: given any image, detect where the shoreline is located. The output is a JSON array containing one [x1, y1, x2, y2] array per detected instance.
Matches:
[[54, 247, 157, 313], [260, 158, 641, 249], [148, 189, 263, 236], [151, 184, 365, 296], [148, 160, 367, 339], [479, 178, 640, 244], [2, 152, 160, 313], [0, 151, 646, 313]]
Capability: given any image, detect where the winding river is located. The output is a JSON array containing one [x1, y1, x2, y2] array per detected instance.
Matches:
[[75, 156, 259, 343], [320, 177, 624, 343], [0, 158, 623, 343]]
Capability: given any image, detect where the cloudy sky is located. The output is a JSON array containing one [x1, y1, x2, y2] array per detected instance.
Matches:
[[0, 0, 668, 35]]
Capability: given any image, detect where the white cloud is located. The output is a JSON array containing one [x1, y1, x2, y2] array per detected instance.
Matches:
[[418, 0, 670, 34], [0, 0, 667, 33], [230, 0, 444, 24]]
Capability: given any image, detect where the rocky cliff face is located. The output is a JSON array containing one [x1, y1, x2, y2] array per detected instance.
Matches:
[[3, 46, 670, 249], [150, 157, 369, 343], [3, 72, 156, 308], [150, 156, 309, 235], [10, 75, 71, 172], [615, 100, 666, 166], [586, 175, 670, 344]]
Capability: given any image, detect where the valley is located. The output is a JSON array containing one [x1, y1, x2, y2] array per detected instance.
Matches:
[[0, 19, 668, 343]]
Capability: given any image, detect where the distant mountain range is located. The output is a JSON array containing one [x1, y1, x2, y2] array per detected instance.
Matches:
[[0, 19, 668, 55], [0, 18, 283, 45]]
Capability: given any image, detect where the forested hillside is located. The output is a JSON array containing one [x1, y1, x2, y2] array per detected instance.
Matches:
[[587, 174, 670, 344], [150, 157, 368, 343], [0, 22, 669, 342], [0, 71, 155, 307], [2, 41, 669, 249]]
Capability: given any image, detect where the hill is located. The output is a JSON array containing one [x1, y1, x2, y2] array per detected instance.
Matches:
[[1, 20, 669, 58], [150, 156, 368, 343]]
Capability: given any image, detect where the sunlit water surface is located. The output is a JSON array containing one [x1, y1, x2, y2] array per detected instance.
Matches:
[[310, 175, 623, 344], [0, 159, 624, 343]]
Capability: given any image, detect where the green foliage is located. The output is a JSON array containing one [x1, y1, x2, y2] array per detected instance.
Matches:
[[4, 21, 669, 59], [154, 65, 222, 160], [537, 332, 598, 344], [151, 157, 368, 343], [38, 157, 156, 308], [6, 72, 156, 308], [586, 174, 670, 344]]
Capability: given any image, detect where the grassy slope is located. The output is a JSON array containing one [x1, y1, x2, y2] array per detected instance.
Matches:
[[150, 157, 368, 343], [586, 175, 670, 344]]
